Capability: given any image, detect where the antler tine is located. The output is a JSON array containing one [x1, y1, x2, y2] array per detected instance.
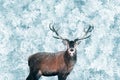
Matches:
[[83, 25, 94, 38], [75, 25, 94, 42], [49, 24, 59, 36], [49, 23, 64, 40], [84, 25, 94, 35]]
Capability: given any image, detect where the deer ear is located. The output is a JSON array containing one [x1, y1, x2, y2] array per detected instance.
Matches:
[[62, 39, 68, 45], [75, 40, 81, 45]]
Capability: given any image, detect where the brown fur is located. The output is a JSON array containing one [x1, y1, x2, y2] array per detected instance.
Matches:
[[26, 50, 77, 80]]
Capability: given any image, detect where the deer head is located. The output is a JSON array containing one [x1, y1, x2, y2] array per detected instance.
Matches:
[[49, 23, 94, 56]]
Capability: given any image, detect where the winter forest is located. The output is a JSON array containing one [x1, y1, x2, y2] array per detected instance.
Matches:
[[0, 0, 120, 80]]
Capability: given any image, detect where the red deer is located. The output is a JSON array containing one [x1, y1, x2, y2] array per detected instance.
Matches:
[[26, 24, 94, 80]]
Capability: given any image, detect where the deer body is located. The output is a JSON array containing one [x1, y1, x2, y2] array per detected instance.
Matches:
[[27, 50, 77, 80], [26, 24, 93, 80]]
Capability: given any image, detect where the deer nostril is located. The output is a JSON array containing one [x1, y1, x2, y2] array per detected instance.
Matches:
[[70, 49, 74, 52]]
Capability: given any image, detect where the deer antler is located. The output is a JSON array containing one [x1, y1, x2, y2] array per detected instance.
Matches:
[[49, 23, 65, 40], [74, 25, 94, 42]]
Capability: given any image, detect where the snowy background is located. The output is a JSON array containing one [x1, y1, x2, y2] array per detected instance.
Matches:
[[0, 0, 120, 80]]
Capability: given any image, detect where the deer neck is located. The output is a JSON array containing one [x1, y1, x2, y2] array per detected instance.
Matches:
[[64, 50, 77, 65]]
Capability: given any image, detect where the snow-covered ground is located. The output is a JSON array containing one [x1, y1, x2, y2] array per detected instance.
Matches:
[[0, 0, 120, 80]]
